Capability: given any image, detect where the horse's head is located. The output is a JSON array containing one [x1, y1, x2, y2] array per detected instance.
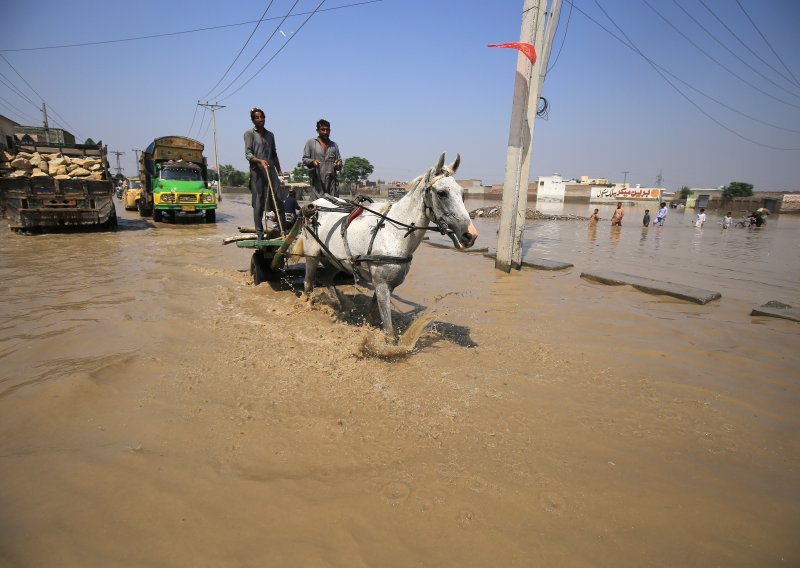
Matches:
[[421, 153, 479, 249]]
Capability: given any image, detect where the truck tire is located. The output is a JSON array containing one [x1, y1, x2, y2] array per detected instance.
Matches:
[[205, 209, 216, 223], [138, 199, 151, 217], [250, 252, 272, 285], [153, 209, 163, 222]]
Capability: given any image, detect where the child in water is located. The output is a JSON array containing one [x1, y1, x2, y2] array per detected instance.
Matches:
[[722, 212, 732, 229], [695, 208, 706, 228], [643, 209, 650, 227]]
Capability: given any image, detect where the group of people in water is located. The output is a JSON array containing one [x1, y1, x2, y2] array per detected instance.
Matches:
[[588, 201, 767, 230], [243, 107, 343, 240]]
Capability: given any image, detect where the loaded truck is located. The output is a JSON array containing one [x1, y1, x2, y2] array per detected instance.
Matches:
[[138, 136, 217, 223], [0, 139, 116, 232]]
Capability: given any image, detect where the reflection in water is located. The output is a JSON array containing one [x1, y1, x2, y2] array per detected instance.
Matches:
[[640, 226, 649, 244], [609, 225, 621, 246], [588, 223, 597, 243]]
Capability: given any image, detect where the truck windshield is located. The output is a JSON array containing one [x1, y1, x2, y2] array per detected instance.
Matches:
[[161, 168, 201, 181], [128, 180, 141, 189]]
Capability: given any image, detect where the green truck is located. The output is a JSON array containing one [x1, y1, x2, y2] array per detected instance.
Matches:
[[0, 139, 116, 232], [138, 136, 217, 223]]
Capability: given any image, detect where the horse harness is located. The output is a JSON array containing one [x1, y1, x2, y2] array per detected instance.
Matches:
[[302, 172, 458, 282]]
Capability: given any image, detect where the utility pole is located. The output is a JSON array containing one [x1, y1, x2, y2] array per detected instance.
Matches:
[[622, 170, 630, 188], [197, 101, 225, 202], [496, 0, 560, 272], [131, 148, 141, 172], [40, 102, 49, 129], [111, 151, 125, 177]]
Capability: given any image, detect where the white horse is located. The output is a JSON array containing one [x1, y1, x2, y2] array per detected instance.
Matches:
[[301, 153, 478, 339]]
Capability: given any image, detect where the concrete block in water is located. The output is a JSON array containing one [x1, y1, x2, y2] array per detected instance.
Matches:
[[751, 301, 800, 323], [482, 252, 573, 271], [580, 270, 721, 304]]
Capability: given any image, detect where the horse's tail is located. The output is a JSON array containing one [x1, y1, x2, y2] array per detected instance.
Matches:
[[287, 234, 304, 264]]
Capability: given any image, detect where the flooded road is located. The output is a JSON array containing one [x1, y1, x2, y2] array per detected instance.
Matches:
[[1, 195, 798, 566]]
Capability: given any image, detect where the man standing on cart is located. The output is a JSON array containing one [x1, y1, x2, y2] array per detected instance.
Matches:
[[302, 118, 342, 200], [244, 107, 285, 240]]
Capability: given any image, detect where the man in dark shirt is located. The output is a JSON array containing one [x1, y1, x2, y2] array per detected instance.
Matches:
[[302, 119, 342, 200], [284, 189, 301, 226], [244, 107, 285, 239]]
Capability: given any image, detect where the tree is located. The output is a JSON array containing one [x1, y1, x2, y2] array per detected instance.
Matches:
[[679, 186, 692, 200], [218, 164, 247, 187], [340, 156, 374, 190], [722, 181, 754, 202], [290, 162, 310, 183]]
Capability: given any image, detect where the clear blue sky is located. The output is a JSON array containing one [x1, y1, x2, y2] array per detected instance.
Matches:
[[2, 0, 799, 190]]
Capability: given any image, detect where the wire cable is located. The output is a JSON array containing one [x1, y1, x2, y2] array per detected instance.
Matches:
[[218, 0, 326, 102], [208, 0, 302, 101], [694, 0, 800, 90], [581, 0, 800, 150], [199, 0, 277, 101], [0, 1, 382, 53], [641, 0, 800, 105], [735, 0, 800, 88], [546, 0, 573, 75]]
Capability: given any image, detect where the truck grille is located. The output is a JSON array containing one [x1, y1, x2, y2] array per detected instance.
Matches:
[[178, 194, 198, 203]]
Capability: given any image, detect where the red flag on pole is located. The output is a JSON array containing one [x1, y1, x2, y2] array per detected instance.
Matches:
[[487, 42, 537, 65]]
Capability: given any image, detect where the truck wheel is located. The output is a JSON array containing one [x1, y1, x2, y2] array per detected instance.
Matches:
[[106, 212, 118, 231], [138, 199, 151, 217], [205, 209, 216, 223], [153, 209, 163, 222], [250, 252, 272, 285]]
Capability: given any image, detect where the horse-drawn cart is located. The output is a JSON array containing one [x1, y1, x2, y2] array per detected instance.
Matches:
[[225, 218, 303, 285]]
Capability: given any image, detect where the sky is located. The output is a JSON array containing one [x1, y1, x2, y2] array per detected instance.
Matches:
[[2, 0, 799, 191]]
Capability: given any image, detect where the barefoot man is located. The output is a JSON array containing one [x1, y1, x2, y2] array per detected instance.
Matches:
[[611, 202, 624, 226]]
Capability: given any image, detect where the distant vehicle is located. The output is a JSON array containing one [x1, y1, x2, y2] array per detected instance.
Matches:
[[138, 136, 217, 223], [122, 177, 142, 210], [0, 140, 116, 232]]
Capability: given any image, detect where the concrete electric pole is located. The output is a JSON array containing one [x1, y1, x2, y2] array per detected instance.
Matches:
[[495, 0, 561, 272], [197, 101, 225, 202], [622, 171, 630, 188]]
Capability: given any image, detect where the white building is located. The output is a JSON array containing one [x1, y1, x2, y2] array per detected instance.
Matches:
[[536, 173, 565, 202]]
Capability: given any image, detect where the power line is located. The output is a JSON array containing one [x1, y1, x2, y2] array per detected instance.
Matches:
[[580, 0, 800, 150], [0, 54, 83, 139], [218, 0, 327, 102], [641, 0, 800, 105], [694, 0, 800, 90], [199, 0, 278, 101], [208, 0, 303, 101], [0, 71, 38, 108], [186, 104, 200, 138], [546, 0, 574, 75], [0, 1, 382, 53], [0, 96, 38, 124], [735, 0, 800, 89]]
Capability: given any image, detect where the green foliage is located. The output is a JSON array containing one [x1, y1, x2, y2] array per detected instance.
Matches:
[[340, 156, 374, 188], [679, 186, 692, 199], [722, 181, 754, 201], [291, 162, 310, 183], [218, 164, 247, 187]]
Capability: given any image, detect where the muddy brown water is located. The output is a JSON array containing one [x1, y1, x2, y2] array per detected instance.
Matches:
[[1, 196, 798, 566]]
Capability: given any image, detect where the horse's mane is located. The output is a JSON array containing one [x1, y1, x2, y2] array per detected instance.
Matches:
[[404, 174, 424, 192]]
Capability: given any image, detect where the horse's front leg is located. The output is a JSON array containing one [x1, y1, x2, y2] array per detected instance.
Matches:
[[304, 255, 319, 294], [374, 282, 395, 341]]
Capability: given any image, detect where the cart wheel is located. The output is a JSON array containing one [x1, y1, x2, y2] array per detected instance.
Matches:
[[205, 209, 216, 223], [251, 252, 271, 285], [153, 209, 163, 222]]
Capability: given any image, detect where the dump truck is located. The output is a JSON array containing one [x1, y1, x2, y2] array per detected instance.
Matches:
[[0, 140, 116, 231], [138, 136, 217, 223]]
